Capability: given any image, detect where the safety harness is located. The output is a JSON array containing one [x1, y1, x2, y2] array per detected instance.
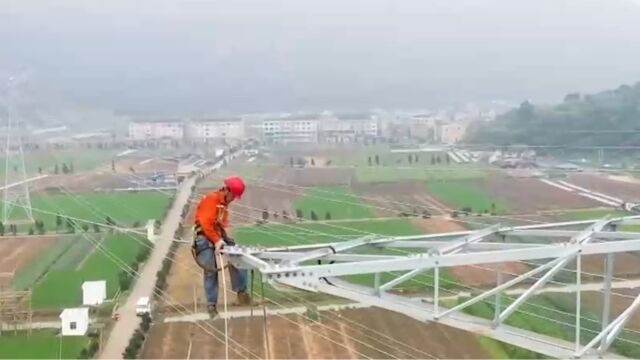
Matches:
[[191, 222, 232, 273]]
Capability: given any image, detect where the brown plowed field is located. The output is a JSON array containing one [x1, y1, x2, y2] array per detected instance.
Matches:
[[0, 236, 58, 287], [568, 254, 640, 280], [543, 289, 640, 331], [485, 174, 600, 212], [108, 157, 177, 174], [261, 166, 355, 187], [161, 244, 203, 310], [31, 172, 149, 193], [353, 181, 449, 216], [568, 173, 640, 201], [142, 308, 490, 359], [196, 185, 301, 225], [412, 217, 530, 287]]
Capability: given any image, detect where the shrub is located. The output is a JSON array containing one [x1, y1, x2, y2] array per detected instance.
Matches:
[[118, 271, 132, 291]]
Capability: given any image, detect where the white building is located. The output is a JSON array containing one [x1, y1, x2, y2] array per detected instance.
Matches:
[[128, 119, 184, 140], [59, 308, 89, 336], [262, 115, 319, 144], [409, 114, 442, 141], [438, 122, 468, 144], [146, 219, 157, 243], [82, 281, 107, 306], [319, 113, 380, 142], [186, 118, 245, 141]]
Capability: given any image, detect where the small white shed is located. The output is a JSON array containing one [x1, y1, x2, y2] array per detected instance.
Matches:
[[146, 219, 157, 243], [82, 280, 107, 306], [59, 307, 89, 336]]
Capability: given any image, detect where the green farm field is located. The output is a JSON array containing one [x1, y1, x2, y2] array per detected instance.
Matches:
[[31, 233, 148, 308], [293, 186, 374, 220], [1, 149, 118, 178], [355, 166, 487, 183], [0, 330, 88, 359], [426, 180, 509, 214], [10, 191, 172, 231], [233, 218, 458, 292]]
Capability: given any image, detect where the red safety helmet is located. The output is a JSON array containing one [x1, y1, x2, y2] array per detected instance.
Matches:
[[224, 176, 245, 199]]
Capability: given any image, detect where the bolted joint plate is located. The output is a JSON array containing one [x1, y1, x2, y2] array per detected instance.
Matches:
[[267, 272, 320, 292]]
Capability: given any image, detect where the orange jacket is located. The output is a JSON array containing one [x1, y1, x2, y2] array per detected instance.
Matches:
[[194, 189, 229, 244]]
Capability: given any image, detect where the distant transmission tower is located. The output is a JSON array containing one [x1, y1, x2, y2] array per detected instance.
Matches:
[[2, 75, 33, 223]]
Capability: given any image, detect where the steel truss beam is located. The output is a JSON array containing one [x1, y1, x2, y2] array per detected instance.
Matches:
[[225, 215, 640, 358]]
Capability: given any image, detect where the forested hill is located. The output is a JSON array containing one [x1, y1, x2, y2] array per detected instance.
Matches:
[[466, 82, 640, 147]]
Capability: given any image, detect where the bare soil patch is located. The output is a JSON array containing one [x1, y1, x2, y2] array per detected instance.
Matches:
[[142, 308, 490, 359], [31, 172, 139, 193], [569, 173, 640, 201], [412, 217, 529, 287], [254, 166, 355, 187], [0, 236, 57, 287], [108, 157, 177, 174], [485, 174, 600, 212], [353, 181, 449, 217]]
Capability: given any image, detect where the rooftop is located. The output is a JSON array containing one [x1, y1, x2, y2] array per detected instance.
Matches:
[[60, 307, 89, 319], [191, 117, 242, 123], [131, 118, 184, 124], [264, 114, 320, 121]]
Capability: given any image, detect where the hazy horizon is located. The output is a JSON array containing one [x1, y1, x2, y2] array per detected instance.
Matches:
[[2, 0, 640, 115]]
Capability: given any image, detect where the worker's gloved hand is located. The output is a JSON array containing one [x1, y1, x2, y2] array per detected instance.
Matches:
[[223, 236, 236, 247], [214, 240, 224, 253]]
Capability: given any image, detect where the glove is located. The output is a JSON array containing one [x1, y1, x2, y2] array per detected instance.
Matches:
[[214, 240, 224, 253], [223, 235, 236, 246]]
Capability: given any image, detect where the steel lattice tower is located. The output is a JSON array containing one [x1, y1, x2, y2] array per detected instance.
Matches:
[[2, 76, 33, 223]]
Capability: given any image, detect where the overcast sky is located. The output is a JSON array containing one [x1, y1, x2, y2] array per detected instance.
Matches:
[[2, 0, 640, 115]]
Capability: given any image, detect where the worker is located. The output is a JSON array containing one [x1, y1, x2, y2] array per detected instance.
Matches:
[[193, 176, 250, 318]]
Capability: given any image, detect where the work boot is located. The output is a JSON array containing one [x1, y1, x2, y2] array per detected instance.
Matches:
[[207, 304, 218, 319], [235, 290, 251, 306]]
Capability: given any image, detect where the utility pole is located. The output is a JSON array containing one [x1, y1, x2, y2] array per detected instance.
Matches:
[[2, 75, 33, 223], [598, 148, 604, 166]]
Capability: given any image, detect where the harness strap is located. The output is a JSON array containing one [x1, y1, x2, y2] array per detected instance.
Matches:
[[191, 224, 229, 273]]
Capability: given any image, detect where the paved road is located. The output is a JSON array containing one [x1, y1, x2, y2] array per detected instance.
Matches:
[[99, 175, 197, 359], [99, 152, 236, 359]]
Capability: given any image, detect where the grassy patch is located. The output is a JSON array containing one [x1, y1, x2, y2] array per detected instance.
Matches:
[[1, 149, 117, 178], [205, 164, 265, 188], [356, 166, 487, 183], [11, 236, 77, 290], [12, 191, 172, 231], [32, 233, 148, 309], [293, 186, 374, 220], [233, 218, 458, 292], [477, 336, 510, 359], [233, 218, 423, 245], [457, 297, 549, 359], [426, 180, 508, 213], [50, 235, 101, 271], [556, 208, 626, 221], [0, 330, 88, 359]]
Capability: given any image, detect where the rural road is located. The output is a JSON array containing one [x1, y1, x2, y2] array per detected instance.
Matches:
[[99, 155, 231, 359], [98, 174, 197, 359]]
